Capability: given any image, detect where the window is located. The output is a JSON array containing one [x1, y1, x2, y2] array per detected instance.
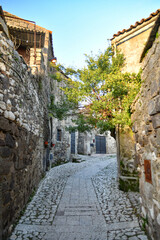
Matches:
[[57, 129, 62, 141]]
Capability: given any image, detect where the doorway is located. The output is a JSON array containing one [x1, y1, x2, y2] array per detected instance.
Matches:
[[95, 136, 106, 154], [71, 131, 75, 154]]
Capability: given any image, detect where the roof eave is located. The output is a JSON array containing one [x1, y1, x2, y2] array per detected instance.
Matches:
[[111, 9, 160, 40]]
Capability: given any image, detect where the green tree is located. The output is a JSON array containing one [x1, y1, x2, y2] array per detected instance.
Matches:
[[53, 48, 141, 133]]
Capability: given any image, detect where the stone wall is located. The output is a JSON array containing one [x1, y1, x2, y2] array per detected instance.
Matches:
[[106, 131, 117, 154], [116, 126, 139, 192], [49, 73, 77, 165], [30, 48, 45, 73], [51, 115, 78, 165], [77, 130, 116, 155], [77, 131, 95, 155], [0, 32, 51, 239], [131, 26, 160, 240]]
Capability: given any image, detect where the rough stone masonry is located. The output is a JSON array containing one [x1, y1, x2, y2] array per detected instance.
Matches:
[[131, 26, 160, 240], [0, 31, 51, 239]]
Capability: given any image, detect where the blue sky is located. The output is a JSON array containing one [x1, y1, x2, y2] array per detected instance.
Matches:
[[1, 0, 160, 69]]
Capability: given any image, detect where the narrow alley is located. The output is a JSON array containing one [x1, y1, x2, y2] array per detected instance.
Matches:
[[9, 155, 148, 240]]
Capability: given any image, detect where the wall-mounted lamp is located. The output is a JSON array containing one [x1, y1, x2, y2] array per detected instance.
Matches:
[[50, 57, 57, 65]]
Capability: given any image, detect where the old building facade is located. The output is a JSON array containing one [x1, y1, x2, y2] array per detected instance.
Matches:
[[78, 130, 116, 155], [111, 9, 160, 74], [112, 9, 160, 240], [0, 8, 75, 239], [131, 25, 160, 240], [111, 9, 160, 188]]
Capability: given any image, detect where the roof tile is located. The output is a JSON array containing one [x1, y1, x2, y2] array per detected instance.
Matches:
[[112, 9, 160, 38]]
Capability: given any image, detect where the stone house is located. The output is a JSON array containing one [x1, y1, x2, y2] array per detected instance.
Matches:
[[2, 9, 79, 164], [0, 8, 77, 239], [111, 9, 160, 73], [78, 130, 116, 155], [111, 9, 160, 187], [112, 9, 160, 240], [3, 10, 54, 73]]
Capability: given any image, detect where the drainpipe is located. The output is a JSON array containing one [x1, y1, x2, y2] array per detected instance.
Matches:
[[116, 124, 121, 180], [34, 23, 37, 65]]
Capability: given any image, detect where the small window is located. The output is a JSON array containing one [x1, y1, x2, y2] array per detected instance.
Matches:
[[57, 129, 62, 141]]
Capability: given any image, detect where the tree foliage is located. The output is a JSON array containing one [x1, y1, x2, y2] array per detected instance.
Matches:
[[66, 114, 94, 133], [51, 48, 141, 133], [48, 66, 77, 121], [48, 94, 76, 121]]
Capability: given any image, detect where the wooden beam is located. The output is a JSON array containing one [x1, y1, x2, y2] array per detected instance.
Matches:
[[0, 16, 10, 38]]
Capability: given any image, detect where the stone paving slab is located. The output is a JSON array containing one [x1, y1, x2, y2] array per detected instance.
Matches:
[[105, 222, 139, 231], [9, 154, 148, 240], [49, 162, 108, 239]]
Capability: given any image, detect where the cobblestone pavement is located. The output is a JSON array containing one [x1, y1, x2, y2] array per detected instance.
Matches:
[[92, 160, 148, 240], [9, 154, 148, 240]]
